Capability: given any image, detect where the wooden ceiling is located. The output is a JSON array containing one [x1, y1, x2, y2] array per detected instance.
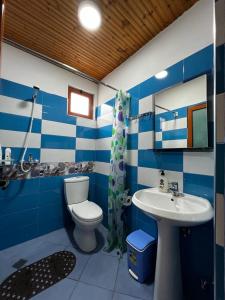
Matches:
[[3, 0, 198, 80]]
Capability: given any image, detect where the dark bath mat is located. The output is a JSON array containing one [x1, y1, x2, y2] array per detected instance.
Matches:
[[0, 251, 76, 300]]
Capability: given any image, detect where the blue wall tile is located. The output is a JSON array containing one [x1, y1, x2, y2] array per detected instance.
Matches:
[[0, 112, 41, 133], [41, 134, 76, 149], [95, 150, 111, 163], [0, 79, 43, 104], [139, 115, 154, 132], [96, 125, 112, 139], [138, 150, 158, 169], [216, 44, 225, 94], [127, 133, 138, 150], [76, 150, 95, 162], [76, 126, 96, 139], [183, 45, 213, 81], [183, 173, 214, 203], [162, 128, 187, 140], [2, 147, 40, 162]]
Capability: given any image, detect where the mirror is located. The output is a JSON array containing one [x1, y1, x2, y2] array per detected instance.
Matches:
[[154, 75, 209, 149]]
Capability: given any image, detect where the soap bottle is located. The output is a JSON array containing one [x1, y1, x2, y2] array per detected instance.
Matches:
[[5, 148, 11, 165], [159, 170, 168, 193]]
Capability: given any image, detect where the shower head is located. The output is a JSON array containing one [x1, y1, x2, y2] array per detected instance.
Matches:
[[32, 86, 40, 99]]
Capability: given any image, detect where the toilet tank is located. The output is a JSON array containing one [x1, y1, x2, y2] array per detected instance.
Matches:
[[64, 176, 89, 205]]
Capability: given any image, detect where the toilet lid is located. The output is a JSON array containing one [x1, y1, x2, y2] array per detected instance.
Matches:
[[72, 201, 103, 222]]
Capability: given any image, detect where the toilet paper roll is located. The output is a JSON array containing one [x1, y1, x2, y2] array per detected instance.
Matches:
[[123, 195, 132, 207]]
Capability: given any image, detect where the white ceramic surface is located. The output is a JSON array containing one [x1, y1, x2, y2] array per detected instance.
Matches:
[[132, 187, 213, 300], [132, 187, 213, 226]]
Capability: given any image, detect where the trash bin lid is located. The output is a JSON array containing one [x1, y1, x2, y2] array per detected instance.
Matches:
[[126, 230, 156, 252]]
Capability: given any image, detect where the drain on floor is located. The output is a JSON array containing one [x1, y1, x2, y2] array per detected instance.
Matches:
[[12, 259, 27, 269]]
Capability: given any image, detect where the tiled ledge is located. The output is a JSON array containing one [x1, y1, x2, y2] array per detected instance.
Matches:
[[0, 161, 94, 180]]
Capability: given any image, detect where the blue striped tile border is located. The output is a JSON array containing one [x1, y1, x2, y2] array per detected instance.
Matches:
[[41, 134, 76, 149]]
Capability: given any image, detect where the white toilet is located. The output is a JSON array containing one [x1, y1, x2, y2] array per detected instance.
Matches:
[[64, 176, 103, 252]]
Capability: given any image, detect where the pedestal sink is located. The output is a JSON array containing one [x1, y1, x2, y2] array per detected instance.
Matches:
[[132, 188, 213, 300]]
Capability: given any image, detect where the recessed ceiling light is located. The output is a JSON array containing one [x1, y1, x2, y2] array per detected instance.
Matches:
[[78, 0, 102, 31], [155, 70, 168, 79]]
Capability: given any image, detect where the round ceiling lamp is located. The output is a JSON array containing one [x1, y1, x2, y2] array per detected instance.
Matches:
[[78, 0, 102, 31]]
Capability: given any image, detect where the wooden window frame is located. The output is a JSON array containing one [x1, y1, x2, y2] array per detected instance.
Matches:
[[68, 86, 93, 119], [187, 103, 207, 148]]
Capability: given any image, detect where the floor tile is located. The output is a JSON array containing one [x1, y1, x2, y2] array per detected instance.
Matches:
[[37, 227, 73, 247], [115, 259, 154, 300], [65, 246, 90, 280], [113, 292, 142, 300], [70, 282, 113, 300], [32, 278, 77, 300], [0, 253, 16, 283], [26, 240, 66, 265], [80, 252, 119, 290]]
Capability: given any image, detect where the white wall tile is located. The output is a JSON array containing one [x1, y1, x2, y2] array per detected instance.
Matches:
[[76, 138, 95, 150], [127, 150, 138, 166], [128, 119, 138, 134], [138, 167, 183, 191], [139, 95, 154, 114], [0, 95, 42, 119], [162, 140, 187, 148], [77, 117, 96, 128], [94, 161, 110, 176], [41, 120, 76, 137], [138, 131, 154, 149], [97, 112, 113, 128], [155, 132, 162, 141], [95, 137, 111, 150], [162, 118, 187, 131], [0, 130, 41, 148], [216, 193, 224, 247], [183, 151, 214, 176], [40, 149, 75, 162]]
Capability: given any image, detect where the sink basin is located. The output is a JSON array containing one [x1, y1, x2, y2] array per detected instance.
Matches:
[[132, 188, 213, 226], [132, 188, 213, 300]]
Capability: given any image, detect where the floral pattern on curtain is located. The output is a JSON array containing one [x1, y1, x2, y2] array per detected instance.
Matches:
[[105, 90, 130, 255]]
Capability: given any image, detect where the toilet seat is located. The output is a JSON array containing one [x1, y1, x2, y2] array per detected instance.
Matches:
[[71, 201, 103, 222]]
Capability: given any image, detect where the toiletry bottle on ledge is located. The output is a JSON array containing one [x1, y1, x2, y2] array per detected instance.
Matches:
[[5, 148, 11, 165], [159, 170, 168, 193]]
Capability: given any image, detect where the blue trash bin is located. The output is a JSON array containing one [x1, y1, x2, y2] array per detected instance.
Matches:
[[126, 229, 157, 283]]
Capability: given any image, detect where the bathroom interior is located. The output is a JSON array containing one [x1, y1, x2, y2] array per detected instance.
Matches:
[[0, 0, 224, 299]]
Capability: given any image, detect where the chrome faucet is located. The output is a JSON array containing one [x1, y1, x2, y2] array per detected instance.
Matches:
[[169, 182, 180, 197]]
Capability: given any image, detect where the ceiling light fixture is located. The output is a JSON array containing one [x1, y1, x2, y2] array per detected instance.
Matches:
[[78, 0, 102, 31], [155, 70, 168, 79]]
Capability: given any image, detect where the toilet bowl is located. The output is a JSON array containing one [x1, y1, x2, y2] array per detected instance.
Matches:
[[64, 176, 103, 252]]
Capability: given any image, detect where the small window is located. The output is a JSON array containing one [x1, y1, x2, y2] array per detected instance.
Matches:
[[68, 86, 93, 119]]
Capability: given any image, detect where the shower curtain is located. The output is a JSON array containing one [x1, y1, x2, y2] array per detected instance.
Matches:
[[105, 90, 130, 255]]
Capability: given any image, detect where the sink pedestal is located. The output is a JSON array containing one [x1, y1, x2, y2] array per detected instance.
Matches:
[[153, 221, 182, 300]]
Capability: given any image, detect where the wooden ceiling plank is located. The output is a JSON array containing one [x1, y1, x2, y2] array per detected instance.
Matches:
[[6, 1, 127, 63], [60, 0, 143, 53], [5, 8, 121, 69], [4, 19, 113, 74]]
